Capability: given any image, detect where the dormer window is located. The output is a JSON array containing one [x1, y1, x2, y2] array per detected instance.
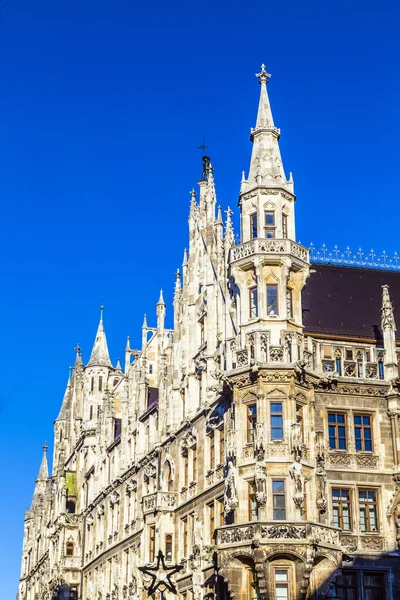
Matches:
[[250, 214, 258, 239], [264, 211, 275, 238]]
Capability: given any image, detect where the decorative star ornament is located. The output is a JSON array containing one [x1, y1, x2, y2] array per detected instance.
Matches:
[[139, 550, 183, 596]]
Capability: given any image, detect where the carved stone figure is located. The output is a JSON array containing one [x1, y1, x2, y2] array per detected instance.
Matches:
[[193, 510, 204, 555], [291, 422, 302, 457], [394, 504, 400, 550], [254, 422, 266, 459], [316, 458, 328, 514], [224, 460, 238, 515], [255, 459, 267, 506], [289, 456, 305, 509]]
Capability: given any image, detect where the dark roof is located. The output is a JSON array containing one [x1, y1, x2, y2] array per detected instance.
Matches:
[[302, 264, 400, 342]]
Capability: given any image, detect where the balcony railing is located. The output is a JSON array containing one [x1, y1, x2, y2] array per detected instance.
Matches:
[[142, 491, 177, 514], [231, 239, 309, 263], [216, 521, 339, 547]]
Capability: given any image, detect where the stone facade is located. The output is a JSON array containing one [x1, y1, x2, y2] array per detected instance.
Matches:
[[18, 66, 400, 600]]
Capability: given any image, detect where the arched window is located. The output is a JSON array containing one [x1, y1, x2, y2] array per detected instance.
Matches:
[[66, 500, 76, 514], [66, 541, 74, 556]]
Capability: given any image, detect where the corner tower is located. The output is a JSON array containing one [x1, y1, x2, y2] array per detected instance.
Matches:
[[230, 65, 309, 363]]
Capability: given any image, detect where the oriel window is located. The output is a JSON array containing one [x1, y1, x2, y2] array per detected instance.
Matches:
[[267, 284, 278, 315], [272, 480, 286, 520], [184, 454, 189, 486], [286, 288, 293, 319], [270, 402, 283, 440], [248, 482, 258, 521], [359, 490, 378, 532], [219, 428, 225, 465], [192, 447, 197, 479], [149, 525, 156, 561], [66, 542, 74, 556], [247, 404, 257, 443], [328, 413, 347, 450], [208, 502, 215, 544], [250, 214, 258, 239], [354, 415, 372, 451], [264, 211, 275, 238], [332, 488, 352, 530], [282, 214, 288, 239], [182, 518, 188, 556], [209, 431, 215, 469], [165, 534, 173, 562], [249, 287, 258, 318]]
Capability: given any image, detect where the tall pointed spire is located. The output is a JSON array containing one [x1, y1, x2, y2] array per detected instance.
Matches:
[[87, 306, 113, 368], [246, 64, 288, 189], [37, 443, 49, 480]]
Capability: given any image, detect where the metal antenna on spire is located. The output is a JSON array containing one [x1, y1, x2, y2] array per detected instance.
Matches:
[[197, 137, 208, 153], [100, 305, 104, 320]]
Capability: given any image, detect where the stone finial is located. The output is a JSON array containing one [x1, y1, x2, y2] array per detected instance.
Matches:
[[256, 63, 271, 84], [382, 285, 396, 332]]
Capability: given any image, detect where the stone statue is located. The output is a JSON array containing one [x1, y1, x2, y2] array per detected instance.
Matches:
[[224, 460, 238, 515], [255, 458, 267, 506], [289, 456, 305, 509], [193, 510, 204, 555], [394, 504, 400, 550], [201, 156, 211, 181], [291, 422, 302, 457], [254, 422, 266, 459], [316, 458, 327, 514]]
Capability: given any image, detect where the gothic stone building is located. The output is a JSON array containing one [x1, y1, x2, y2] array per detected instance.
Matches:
[[18, 66, 400, 600]]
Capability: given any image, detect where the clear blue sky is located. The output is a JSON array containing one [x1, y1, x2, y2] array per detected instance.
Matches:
[[1, 0, 399, 595]]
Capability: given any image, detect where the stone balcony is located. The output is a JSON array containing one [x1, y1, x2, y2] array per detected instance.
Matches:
[[216, 521, 339, 549], [142, 491, 177, 514], [231, 238, 309, 265]]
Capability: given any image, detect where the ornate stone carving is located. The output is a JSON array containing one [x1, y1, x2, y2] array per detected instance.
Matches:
[[269, 347, 284, 362], [322, 360, 335, 373], [267, 443, 288, 457], [110, 491, 120, 506], [340, 534, 358, 552], [218, 524, 255, 544], [344, 361, 356, 377], [194, 353, 207, 378], [360, 536, 384, 551], [181, 428, 197, 452], [264, 524, 306, 539], [311, 525, 339, 546], [355, 454, 378, 469], [365, 363, 378, 379], [327, 453, 351, 468], [289, 456, 304, 510], [224, 461, 239, 516], [236, 349, 248, 367]]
